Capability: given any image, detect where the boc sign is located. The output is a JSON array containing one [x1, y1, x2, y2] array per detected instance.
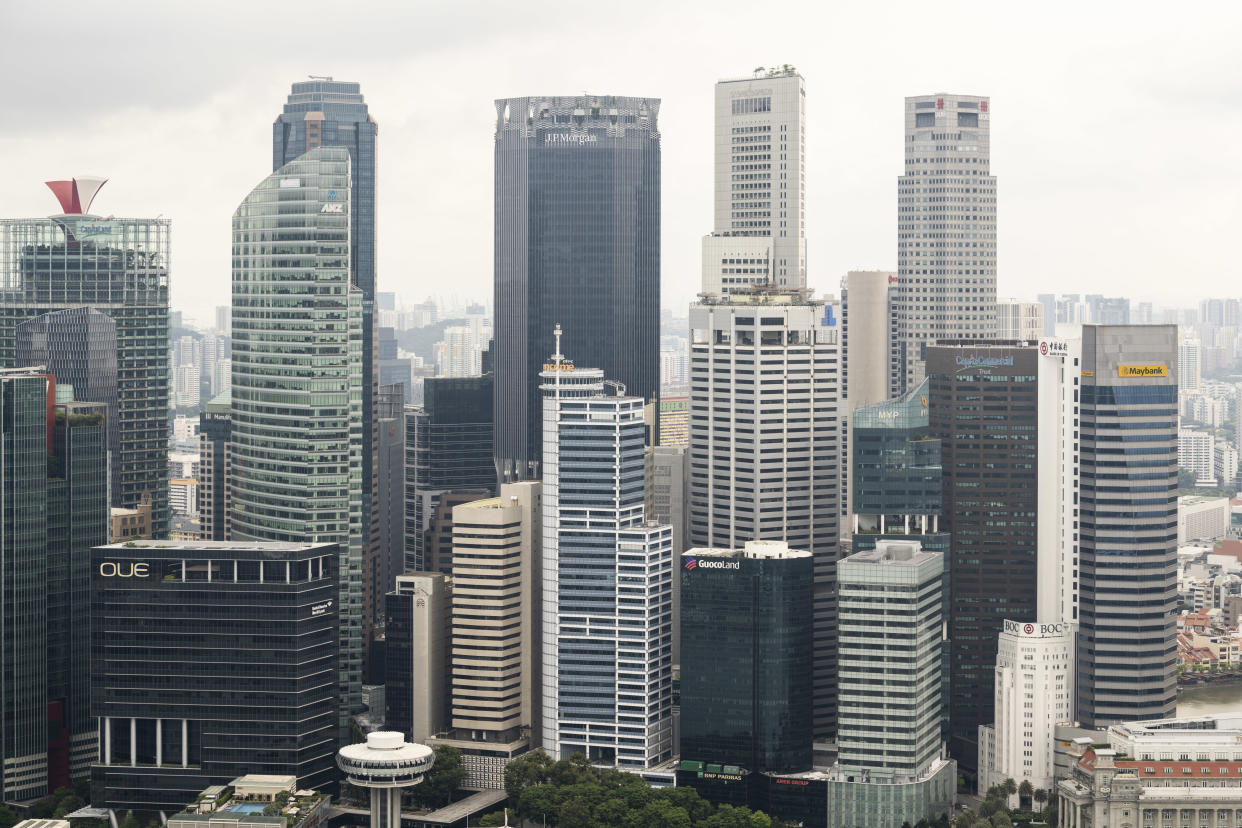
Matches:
[[1003, 619, 1068, 637]]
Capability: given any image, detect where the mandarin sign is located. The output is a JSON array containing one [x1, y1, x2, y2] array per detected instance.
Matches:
[[1117, 365, 1167, 378]]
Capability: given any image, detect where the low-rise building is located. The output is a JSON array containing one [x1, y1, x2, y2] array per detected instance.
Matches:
[[1180, 496, 1231, 546], [1059, 715, 1242, 828], [166, 777, 328, 828]]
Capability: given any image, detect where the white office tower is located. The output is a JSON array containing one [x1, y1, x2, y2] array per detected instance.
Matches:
[[1178, 337, 1201, 392], [828, 539, 956, 828], [895, 93, 997, 392], [1179, 429, 1216, 486], [996, 298, 1044, 340], [977, 621, 1075, 801], [701, 67, 805, 296], [539, 328, 674, 768], [689, 286, 840, 737]]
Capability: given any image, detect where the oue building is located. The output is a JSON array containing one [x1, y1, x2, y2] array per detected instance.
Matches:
[[90, 541, 340, 814]]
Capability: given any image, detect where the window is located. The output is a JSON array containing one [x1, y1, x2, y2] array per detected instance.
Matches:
[[916, 113, 936, 128], [958, 112, 979, 127]]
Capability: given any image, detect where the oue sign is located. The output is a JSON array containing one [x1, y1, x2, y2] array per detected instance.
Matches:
[[99, 562, 149, 578]]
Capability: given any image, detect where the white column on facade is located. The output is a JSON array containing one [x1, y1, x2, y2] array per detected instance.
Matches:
[[130, 718, 136, 767], [104, 717, 111, 765], [155, 719, 162, 766], [181, 719, 188, 767]]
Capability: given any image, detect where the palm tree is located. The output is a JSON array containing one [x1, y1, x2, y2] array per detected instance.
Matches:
[[1033, 788, 1048, 809], [1018, 780, 1034, 810]]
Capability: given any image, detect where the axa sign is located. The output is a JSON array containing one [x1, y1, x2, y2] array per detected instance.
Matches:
[[99, 562, 150, 578]]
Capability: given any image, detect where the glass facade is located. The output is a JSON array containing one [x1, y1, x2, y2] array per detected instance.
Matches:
[[680, 547, 813, 774], [1076, 325, 1179, 726], [494, 95, 661, 480], [927, 345, 1040, 764], [404, 375, 496, 572], [230, 146, 363, 740], [1, 374, 106, 802], [0, 215, 170, 533], [89, 541, 340, 813], [197, 391, 230, 541], [16, 307, 119, 500]]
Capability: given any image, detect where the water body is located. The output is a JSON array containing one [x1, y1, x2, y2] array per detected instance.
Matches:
[[1177, 682, 1242, 717]]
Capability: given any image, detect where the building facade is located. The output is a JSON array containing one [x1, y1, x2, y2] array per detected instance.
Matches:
[[405, 375, 495, 572], [384, 573, 450, 745], [90, 541, 339, 813], [701, 67, 805, 295], [493, 94, 661, 480], [198, 392, 231, 541], [680, 541, 812, 773], [0, 180, 170, 532], [829, 539, 955, 828], [0, 372, 107, 803], [895, 94, 997, 391], [977, 620, 1076, 798], [1076, 325, 1178, 727], [539, 344, 674, 767], [996, 298, 1044, 341], [688, 287, 841, 738], [230, 146, 364, 739]]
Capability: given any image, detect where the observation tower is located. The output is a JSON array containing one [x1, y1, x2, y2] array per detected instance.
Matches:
[[337, 731, 435, 828]]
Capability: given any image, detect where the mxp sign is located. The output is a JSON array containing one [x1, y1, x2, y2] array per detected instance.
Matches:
[[1004, 619, 1069, 638]]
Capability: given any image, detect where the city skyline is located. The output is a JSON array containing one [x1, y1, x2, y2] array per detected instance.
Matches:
[[4, 1, 1240, 320]]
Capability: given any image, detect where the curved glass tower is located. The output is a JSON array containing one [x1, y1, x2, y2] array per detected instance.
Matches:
[[230, 146, 364, 736]]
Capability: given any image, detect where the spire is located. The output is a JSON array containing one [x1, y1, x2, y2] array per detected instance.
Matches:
[[45, 177, 108, 214]]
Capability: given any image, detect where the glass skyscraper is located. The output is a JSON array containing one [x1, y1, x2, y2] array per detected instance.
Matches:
[[0, 190, 170, 533], [494, 95, 661, 481], [274, 79, 380, 620], [680, 541, 813, 774], [230, 146, 364, 739], [1, 370, 107, 802], [16, 306, 119, 499]]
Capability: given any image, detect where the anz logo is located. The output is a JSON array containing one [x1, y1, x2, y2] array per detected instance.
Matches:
[[320, 203, 344, 213]]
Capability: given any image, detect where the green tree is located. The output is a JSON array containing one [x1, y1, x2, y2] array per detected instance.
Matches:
[[1033, 788, 1048, 809], [0, 806, 17, 828], [53, 794, 85, 818], [557, 797, 592, 828], [518, 784, 561, 825], [1002, 778, 1018, 798], [410, 745, 468, 808], [504, 749, 555, 803], [1018, 780, 1034, 810], [622, 800, 692, 828], [956, 807, 977, 828], [992, 813, 1012, 828], [119, 812, 141, 828]]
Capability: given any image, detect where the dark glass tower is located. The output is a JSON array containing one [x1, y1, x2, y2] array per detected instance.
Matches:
[[90, 540, 340, 813], [0, 192, 170, 534], [16, 306, 119, 498], [1, 370, 107, 802], [197, 391, 230, 541], [927, 343, 1039, 765], [679, 542, 813, 774], [493, 95, 661, 480], [404, 376, 496, 572], [1076, 325, 1178, 726]]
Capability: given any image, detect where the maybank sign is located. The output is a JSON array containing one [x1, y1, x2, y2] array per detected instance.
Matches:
[[1117, 364, 1167, 378], [956, 355, 1014, 368]]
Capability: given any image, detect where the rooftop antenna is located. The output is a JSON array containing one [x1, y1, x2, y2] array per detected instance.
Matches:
[[552, 324, 564, 399]]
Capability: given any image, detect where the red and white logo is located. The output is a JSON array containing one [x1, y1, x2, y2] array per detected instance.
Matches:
[[684, 558, 698, 571], [1023, 623, 1035, 635], [1039, 342, 1048, 356]]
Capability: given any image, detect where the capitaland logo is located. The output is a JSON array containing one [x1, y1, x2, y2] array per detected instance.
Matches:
[[956, 355, 1014, 368]]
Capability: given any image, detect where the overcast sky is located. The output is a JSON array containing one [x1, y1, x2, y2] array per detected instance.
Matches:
[[3, 0, 1240, 326]]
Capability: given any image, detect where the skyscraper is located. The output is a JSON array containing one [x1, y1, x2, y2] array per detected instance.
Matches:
[[0, 371, 107, 803], [90, 540, 339, 812], [701, 67, 806, 296], [0, 178, 171, 533], [493, 94, 661, 480], [688, 287, 841, 738], [829, 540, 956, 828], [895, 94, 997, 391], [927, 339, 1080, 767], [680, 541, 813, 774], [405, 375, 496, 572], [230, 146, 364, 739], [197, 391, 230, 541], [15, 307, 118, 496], [538, 338, 674, 767], [1076, 325, 1179, 726], [274, 78, 381, 634]]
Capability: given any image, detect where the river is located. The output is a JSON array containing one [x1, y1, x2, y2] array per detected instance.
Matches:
[[1177, 682, 1242, 717]]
